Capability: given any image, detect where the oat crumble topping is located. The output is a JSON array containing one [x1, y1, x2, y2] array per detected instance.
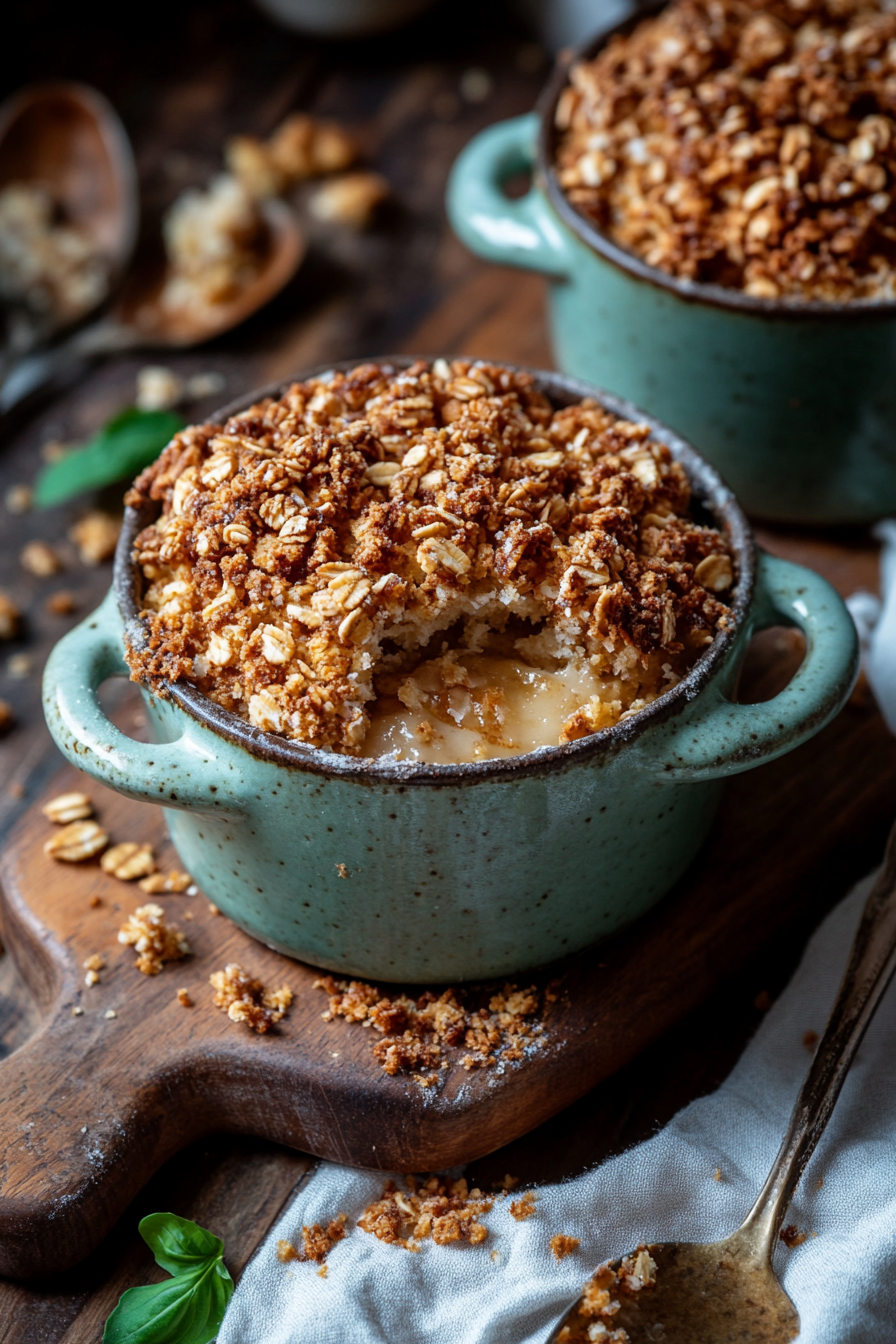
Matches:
[[557, 1249, 657, 1342], [276, 1214, 348, 1264], [555, 0, 896, 300], [550, 1234, 582, 1261], [510, 1190, 538, 1220], [209, 961, 293, 1033], [118, 902, 190, 975], [359, 1177, 493, 1250], [124, 359, 734, 758], [314, 975, 546, 1082]]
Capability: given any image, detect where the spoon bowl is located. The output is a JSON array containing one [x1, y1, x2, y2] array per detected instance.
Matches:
[[555, 1235, 798, 1344], [549, 821, 896, 1344]]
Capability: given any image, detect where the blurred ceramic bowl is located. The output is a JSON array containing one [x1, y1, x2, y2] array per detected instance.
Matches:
[[253, 0, 436, 37]]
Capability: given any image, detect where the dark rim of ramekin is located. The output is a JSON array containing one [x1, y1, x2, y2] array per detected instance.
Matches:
[[115, 355, 755, 785], [536, 3, 896, 322]]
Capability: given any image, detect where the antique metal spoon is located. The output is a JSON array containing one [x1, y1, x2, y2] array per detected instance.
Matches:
[[550, 818, 896, 1344]]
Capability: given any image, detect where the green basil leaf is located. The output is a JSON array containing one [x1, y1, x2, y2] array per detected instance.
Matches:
[[102, 1258, 233, 1344], [139, 1212, 226, 1276], [34, 407, 184, 508]]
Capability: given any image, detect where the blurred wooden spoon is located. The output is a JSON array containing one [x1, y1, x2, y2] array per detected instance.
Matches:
[[1, 193, 305, 414], [0, 81, 138, 350]]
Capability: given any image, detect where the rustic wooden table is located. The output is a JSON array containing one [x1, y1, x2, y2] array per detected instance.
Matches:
[[0, 0, 890, 1337]]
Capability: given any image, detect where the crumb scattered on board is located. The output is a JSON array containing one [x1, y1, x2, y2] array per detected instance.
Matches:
[[359, 1177, 493, 1250], [314, 975, 552, 1084], [210, 962, 293, 1033], [510, 1190, 538, 1221]]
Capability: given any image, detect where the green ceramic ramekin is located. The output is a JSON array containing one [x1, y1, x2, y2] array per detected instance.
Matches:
[[43, 361, 858, 983], [446, 19, 896, 524]]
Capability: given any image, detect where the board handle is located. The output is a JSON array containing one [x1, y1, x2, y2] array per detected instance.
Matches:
[[644, 551, 858, 782], [43, 588, 238, 813]]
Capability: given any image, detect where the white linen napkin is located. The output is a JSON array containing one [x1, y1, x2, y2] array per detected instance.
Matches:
[[220, 529, 896, 1344]]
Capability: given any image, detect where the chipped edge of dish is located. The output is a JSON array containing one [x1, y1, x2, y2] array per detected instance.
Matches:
[[114, 355, 755, 785]]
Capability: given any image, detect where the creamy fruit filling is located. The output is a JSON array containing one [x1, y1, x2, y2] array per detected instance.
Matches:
[[124, 359, 735, 760]]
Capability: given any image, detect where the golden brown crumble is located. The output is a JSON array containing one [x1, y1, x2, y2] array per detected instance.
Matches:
[[101, 842, 156, 881], [124, 359, 734, 756], [557, 1249, 658, 1342], [277, 1214, 348, 1265], [138, 869, 192, 893], [118, 903, 190, 975], [803, 1028, 820, 1048], [44, 819, 108, 862], [176, 987, 194, 1007], [550, 1234, 581, 1261], [510, 1190, 538, 1221], [314, 975, 546, 1082], [359, 1177, 493, 1251], [556, 0, 896, 301], [209, 961, 293, 1033], [780, 1223, 808, 1247]]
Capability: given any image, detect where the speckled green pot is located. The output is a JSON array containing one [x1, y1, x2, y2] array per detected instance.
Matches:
[[42, 364, 858, 983], [447, 25, 896, 524]]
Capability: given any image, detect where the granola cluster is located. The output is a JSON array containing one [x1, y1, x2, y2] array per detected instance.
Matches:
[[314, 974, 549, 1083], [555, 0, 896, 300], [358, 1177, 494, 1250], [118, 903, 190, 976], [125, 359, 734, 755], [210, 961, 294, 1033], [557, 1249, 658, 1343], [277, 1214, 348, 1264]]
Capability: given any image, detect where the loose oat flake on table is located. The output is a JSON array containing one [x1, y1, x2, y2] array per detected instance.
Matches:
[[124, 359, 735, 763], [555, 0, 896, 301]]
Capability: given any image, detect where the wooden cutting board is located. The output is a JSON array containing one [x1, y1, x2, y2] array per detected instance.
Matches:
[[0, 669, 894, 1280]]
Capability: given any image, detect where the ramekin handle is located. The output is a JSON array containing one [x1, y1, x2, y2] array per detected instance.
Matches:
[[446, 113, 574, 278], [646, 551, 858, 782], [43, 589, 238, 813]]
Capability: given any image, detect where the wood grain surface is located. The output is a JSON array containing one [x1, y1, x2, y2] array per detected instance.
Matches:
[[0, 0, 891, 1333], [1, 648, 894, 1281]]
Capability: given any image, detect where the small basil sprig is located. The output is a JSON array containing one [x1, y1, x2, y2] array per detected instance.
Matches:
[[103, 1213, 234, 1344], [35, 407, 184, 508]]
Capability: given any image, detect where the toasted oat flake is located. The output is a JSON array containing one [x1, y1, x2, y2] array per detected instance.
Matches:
[[210, 962, 293, 1033], [124, 360, 734, 760], [20, 540, 61, 577], [176, 987, 194, 1007], [118, 903, 189, 975], [101, 842, 156, 881], [555, 0, 896, 302], [43, 791, 93, 824], [44, 819, 108, 862], [138, 869, 192, 894]]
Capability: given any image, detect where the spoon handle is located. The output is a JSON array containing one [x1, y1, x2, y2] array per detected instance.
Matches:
[[739, 819, 896, 1258], [0, 320, 139, 416]]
